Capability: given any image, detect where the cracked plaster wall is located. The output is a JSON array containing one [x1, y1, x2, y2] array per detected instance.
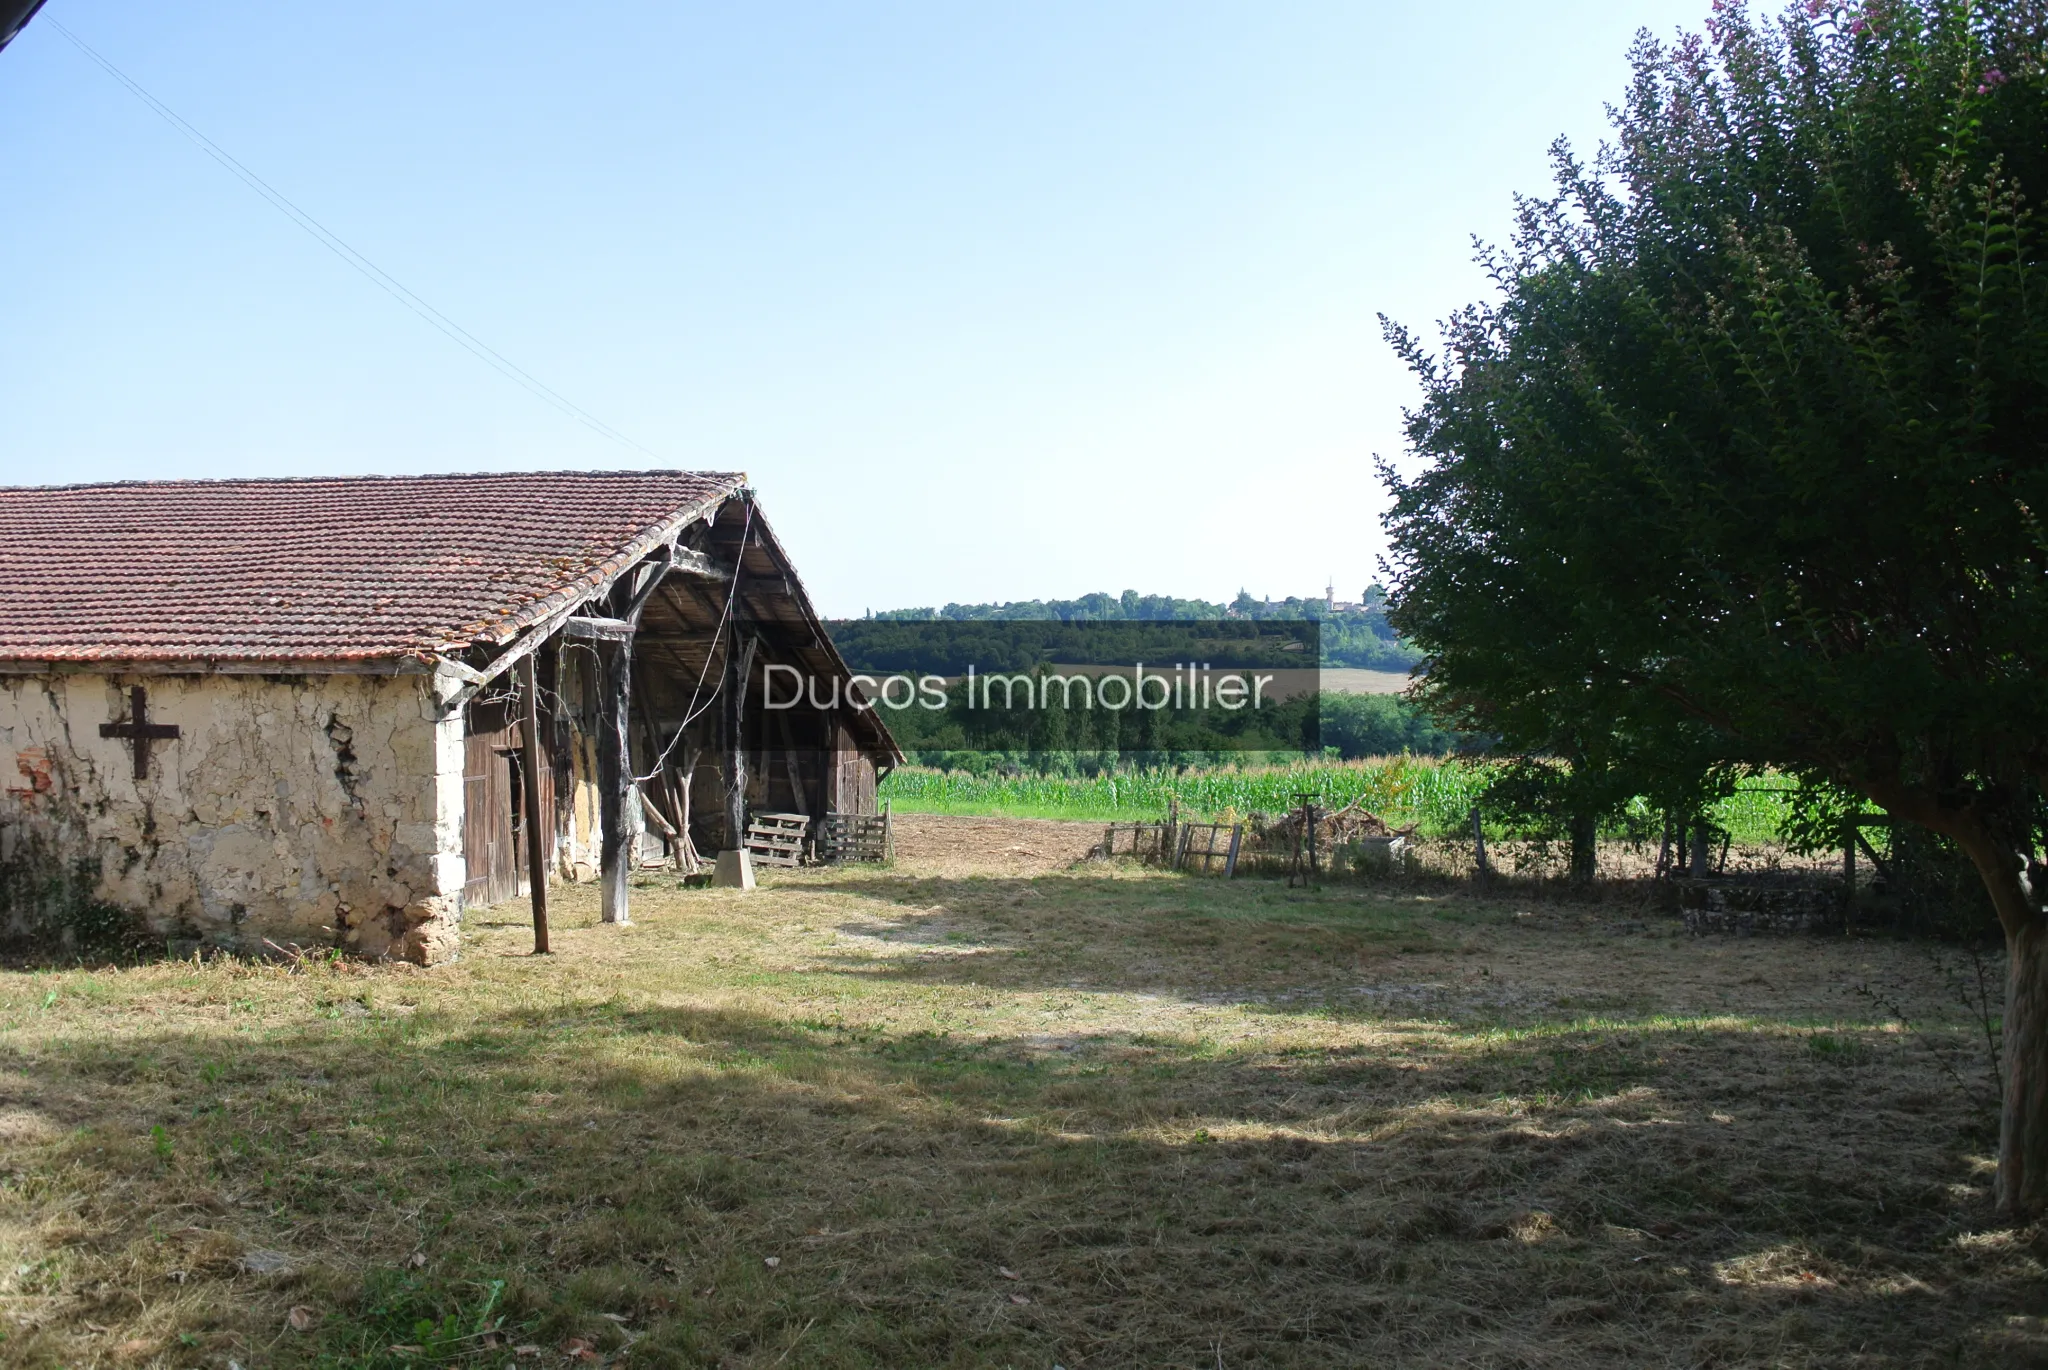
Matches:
[[0, 672, 465, 963]]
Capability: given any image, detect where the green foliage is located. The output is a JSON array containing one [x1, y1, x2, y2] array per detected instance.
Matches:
[[1383, 0, 2048, 920], [1781, 773, 1869, 857], [1887, 824, 2006, 939], [879, 686, 1464, 772], [317, 1270, 522, 1368], [1478, 757, 1655, 868], [1317, 692, 1466, 759], [877, 672, 1324, 769], [854, 590, 1422, 670]]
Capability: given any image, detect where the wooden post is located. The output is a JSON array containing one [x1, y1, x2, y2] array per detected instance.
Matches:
[[1471, 806, 1490, 882], [1843, 817, 1857, 910], [723, 633, 756, 851], [1224, 823, 1242, 879], [1306, 801, 1318, 880], [1690, 821, 1712, 881], [519, 655, 551, 954], [546, 644, 575, 862], [597, 635, 633, 926]]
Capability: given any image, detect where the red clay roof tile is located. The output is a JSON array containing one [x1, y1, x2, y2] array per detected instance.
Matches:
[[0, 471, 743, 665]]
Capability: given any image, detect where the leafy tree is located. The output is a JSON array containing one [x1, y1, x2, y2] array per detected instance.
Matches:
[[1382, 0, 2048, 1215], [1477, 758, 1639, 882], [1315, 692, 1467, 759]]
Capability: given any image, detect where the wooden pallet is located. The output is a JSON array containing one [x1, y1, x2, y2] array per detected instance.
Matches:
[[744, 812, 810, 867], [1174, 822, 1243, 877], [1099, 820, 1241, 875], [818, 806, 891, 864]]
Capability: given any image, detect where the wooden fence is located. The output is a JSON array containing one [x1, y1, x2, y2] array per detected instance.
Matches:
[[1098, 819, 1242, 877]]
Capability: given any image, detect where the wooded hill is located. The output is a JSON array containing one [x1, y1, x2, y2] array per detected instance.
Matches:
[[853, 589, 1420, 671]]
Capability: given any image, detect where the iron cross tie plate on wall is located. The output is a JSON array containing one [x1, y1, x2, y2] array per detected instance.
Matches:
[[100, 685, 180, 780]]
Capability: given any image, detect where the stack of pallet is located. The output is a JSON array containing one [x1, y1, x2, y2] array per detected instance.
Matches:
[[744, 812, 810, 868]]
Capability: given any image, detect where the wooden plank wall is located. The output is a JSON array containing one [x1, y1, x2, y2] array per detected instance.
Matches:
[[827, 717, 879, 816]]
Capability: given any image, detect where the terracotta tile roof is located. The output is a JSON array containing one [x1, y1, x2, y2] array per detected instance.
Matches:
[[0, 471, 745, 666]]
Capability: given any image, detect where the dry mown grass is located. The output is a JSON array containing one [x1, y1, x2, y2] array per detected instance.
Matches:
[[0, 814, 2040, 1368]]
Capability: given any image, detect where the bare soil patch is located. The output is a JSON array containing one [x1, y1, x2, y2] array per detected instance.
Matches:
[[887, 812, 1103, 876]]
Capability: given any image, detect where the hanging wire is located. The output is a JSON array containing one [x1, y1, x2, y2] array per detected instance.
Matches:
[[633, 500, 754, 784], [46, 18, 663, 459]]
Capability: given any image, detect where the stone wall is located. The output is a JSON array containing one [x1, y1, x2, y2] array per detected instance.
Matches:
[[0, 671, 465, 963], [1671, 876, 1845, 936]]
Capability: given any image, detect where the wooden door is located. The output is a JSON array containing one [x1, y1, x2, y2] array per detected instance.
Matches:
[[462, 714, 520, 908], [826, 720, 878, 816]]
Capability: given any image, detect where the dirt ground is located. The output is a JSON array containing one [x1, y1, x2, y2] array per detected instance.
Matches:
[[0, 815, 2039, 1368], [889, 813, 1104, 876]]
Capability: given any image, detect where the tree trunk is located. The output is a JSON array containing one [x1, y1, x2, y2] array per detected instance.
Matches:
[[2001, 918, 2048, 1220], [1873, 783, 2048, 1220], [1568, 810, 1597, 884], [1943, 820, 2048, 1220]]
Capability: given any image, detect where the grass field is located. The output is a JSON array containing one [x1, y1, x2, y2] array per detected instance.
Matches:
[[881, 761, 1802, 846], [0, 815, 2034, 1368]]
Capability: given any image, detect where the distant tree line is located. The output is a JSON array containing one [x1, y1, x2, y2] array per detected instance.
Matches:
[[861, 681, 1465, 775], [856, 588, 1421, 671]]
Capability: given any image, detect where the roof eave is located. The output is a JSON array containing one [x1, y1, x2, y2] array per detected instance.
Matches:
[[0, 653, 441, 676]]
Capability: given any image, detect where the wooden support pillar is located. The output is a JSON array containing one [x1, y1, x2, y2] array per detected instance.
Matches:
[[824, 707, 841, 814], [546, 643, 574, 859], [598, 634, 634, 926], [723, 633, 755, 850], [519, 654, 551, 954]]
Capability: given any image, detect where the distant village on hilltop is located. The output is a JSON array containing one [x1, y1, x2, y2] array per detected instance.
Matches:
[[863, 582, 1392, 623]]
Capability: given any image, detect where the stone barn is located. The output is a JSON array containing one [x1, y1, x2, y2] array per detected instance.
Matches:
[[0, 472, 898, 963]]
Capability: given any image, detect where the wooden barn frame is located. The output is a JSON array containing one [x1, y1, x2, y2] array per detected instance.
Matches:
[[442, 488, 901, 924]]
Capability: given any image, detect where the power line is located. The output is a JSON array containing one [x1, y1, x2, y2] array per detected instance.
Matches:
[[47, 19, 662, 459]]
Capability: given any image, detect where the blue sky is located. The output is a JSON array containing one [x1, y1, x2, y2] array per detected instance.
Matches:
[[0, 0, 1708, 615]]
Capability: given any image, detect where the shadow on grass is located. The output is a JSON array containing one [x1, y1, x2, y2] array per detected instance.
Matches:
[[0, 984, 2034, 1369], [773, 870, 1579, 1020]]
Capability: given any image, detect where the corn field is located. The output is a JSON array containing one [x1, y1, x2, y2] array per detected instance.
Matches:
[[881, 760, 1803, 843], [881, 758, 1485, 832]]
